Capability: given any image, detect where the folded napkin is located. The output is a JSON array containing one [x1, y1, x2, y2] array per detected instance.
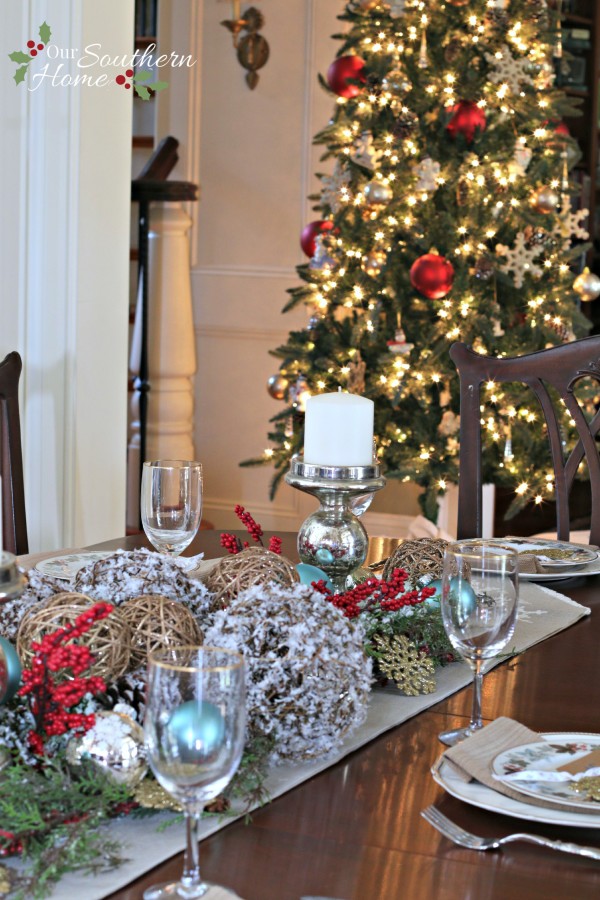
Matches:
[[443, 717, 600, 813], [517, 554, 546, 575], [407, 514, 453, 543], [203, 889, 243, 900]]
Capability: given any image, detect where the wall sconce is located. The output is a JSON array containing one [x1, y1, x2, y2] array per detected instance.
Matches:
[[220, 3, 270, 89]]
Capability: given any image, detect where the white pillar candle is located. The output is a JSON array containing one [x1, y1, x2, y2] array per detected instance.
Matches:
[[303, 392, 374, 467]]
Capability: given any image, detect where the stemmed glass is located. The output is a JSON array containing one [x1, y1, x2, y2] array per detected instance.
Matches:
[[141, 460, 203, 556], [438, 542, 519, 747], [143, 646, 246, 900]]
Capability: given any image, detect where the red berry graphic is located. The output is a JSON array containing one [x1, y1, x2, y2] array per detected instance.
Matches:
[[37, 43, 44, 51], [116, 74, 126, 85], [30, 49, 37, 57], [125, 83, 131, 89], [27, 40, 35, 48], [125, 69, 134, 78]]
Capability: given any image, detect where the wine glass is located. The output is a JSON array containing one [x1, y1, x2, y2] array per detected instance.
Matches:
[[438, 541, 519, 747], [143, 646, 246, 900], [141, 460, 203, 556]]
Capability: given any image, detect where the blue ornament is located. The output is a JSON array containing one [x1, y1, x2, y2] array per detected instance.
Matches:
[[0, 637, 21, 705], [448, 577, 478, 619], [315, 547, 335, 566], [167, 700, 225, 762], [295, 563, 333, 591]]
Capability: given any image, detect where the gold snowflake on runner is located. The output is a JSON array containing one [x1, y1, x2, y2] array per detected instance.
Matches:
[[552, 208, 589, 252], [485, 45, 535, 96], [372, 633, 436, 696], [495, 232, 543, 289], [320, 161, 352, 213]]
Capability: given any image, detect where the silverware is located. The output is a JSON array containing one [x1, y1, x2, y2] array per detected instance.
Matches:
[[421, 805, 600, 860]]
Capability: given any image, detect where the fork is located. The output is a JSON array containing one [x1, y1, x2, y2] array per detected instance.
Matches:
[[421, 805, 600, 860]]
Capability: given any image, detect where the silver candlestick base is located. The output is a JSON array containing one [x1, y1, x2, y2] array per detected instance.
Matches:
[[285, 456, 385, 593]]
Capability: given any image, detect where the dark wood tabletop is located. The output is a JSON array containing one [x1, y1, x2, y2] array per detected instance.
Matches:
[[95, 531, 600, 900]]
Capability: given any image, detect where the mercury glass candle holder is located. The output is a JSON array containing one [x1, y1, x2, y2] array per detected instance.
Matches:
[[285, 456, 385, 593], [0, 552, 25, 604]]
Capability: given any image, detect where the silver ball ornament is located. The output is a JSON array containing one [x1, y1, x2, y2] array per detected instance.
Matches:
[[66, 710, 147, 788], [267, 373, 289, 400], [363, 180, 393, 208], [573, 268, 600, 302], [530, 186, 559, 214]]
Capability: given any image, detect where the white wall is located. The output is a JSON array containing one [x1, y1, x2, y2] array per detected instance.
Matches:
[[0, 1, 133, 551], [156, 0, 420, 536]]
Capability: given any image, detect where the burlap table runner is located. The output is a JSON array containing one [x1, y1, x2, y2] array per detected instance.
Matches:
[[444, 716, 600, 814]]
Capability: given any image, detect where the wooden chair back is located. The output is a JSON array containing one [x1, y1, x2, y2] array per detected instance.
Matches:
[[450, 337, 600, 545], [0, 352, 28, 554]]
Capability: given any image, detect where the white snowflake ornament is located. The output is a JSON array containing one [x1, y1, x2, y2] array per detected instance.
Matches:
[[485, 45, 535, 96], [495, 232, 544, 289]]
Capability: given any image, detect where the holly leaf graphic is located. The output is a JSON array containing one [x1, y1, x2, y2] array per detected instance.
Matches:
[[9, 51, 31, 64], [39, 22, 52, 44], [13, 65, 28, 85], [152, 80, 169, 92], [134, 70, 152, 82], [134, 85, 151, 100]]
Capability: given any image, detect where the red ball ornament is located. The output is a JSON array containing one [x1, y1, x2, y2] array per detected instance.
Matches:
[[300, 220, 335, 258], [446, 101, 486, 144], [410, 253, 455, 300], [327, 55, 366, 99], [554, 121, 570, 136]]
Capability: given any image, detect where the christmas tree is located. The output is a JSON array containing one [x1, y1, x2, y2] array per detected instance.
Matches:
[[246, 0, 598, 522]]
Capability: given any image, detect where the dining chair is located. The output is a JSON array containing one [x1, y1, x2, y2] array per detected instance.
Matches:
[[449, 336, 600, 545], [0, 352, 28, 555]]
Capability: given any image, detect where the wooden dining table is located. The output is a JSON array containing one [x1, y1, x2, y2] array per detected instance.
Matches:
[[88, 530, 600, 900]]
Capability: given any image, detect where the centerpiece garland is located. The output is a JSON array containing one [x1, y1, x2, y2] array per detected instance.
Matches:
[[0, 507, 454, 898]]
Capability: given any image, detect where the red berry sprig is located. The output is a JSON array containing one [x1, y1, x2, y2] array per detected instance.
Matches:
[[18, 602, 113, 756], [313, 568, 436, 619], [234, 505, 264, 543], [219, 506, 283, 556]]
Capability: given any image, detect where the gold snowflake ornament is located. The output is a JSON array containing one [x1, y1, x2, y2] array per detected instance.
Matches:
[[372, 633, 436, 696]]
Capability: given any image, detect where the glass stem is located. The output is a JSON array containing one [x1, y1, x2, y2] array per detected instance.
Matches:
[[470, 659, 484, 732], [181, 809, 202, 890]]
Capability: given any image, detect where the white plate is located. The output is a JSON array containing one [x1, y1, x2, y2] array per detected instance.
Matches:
[[459, 538, 599, 579], [519, 555, 600, 582], [492, 734, 600, 812], [431, 735, 600, 828], [35, 551, 114, 580]]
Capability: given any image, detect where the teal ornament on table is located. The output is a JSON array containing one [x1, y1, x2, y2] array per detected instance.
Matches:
[[0, 637, 21, 705], [449, 577, 478, 621], [295, 563, 333, 591], [167, 700, 225, 762]]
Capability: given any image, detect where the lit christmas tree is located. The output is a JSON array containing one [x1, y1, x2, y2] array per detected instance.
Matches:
[[246, 0, 599, 521]]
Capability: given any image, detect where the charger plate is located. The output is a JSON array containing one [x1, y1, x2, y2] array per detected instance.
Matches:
[[431, 734, 600, 828], [492, 733, 600, 812]]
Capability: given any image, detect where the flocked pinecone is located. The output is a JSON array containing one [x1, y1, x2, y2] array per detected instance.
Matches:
[[96, 671, 147, 723]]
